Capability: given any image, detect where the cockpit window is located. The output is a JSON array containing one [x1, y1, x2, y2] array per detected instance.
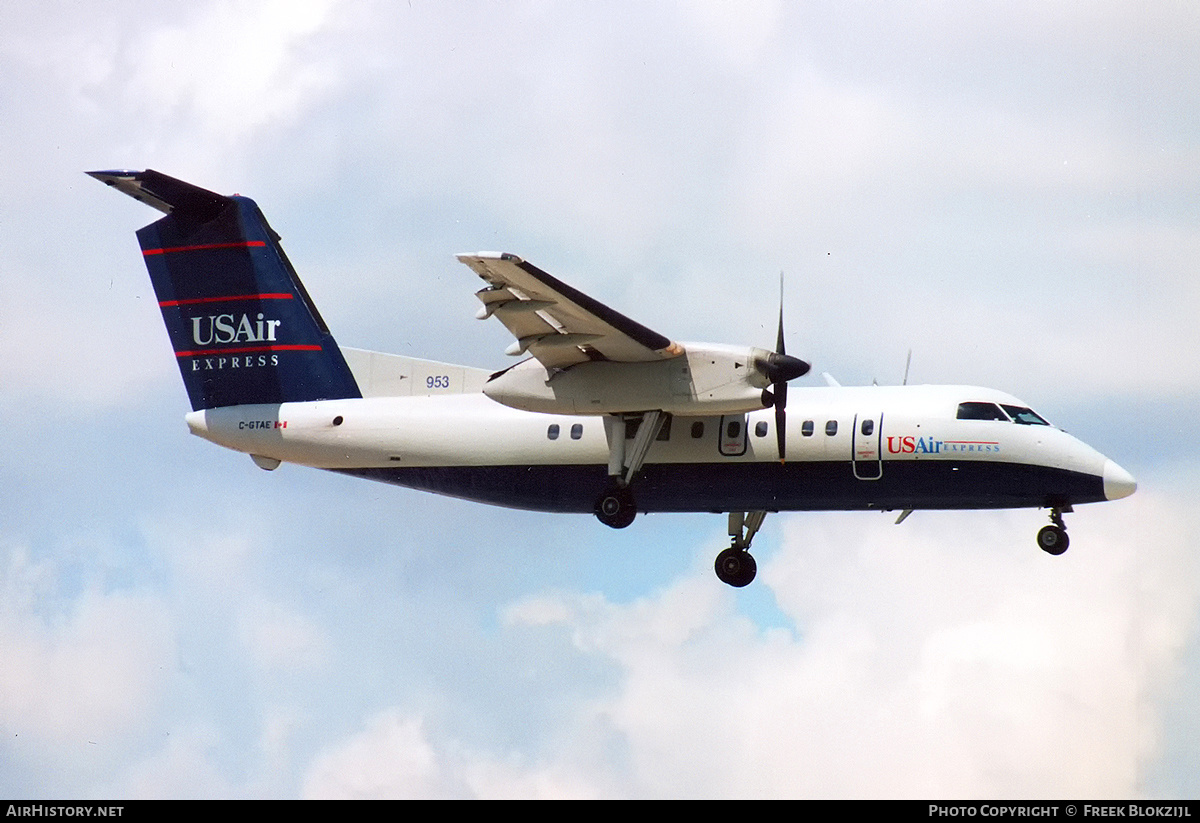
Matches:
[[1001, 404, 1050, 425], [956, 402, 1009, 421]]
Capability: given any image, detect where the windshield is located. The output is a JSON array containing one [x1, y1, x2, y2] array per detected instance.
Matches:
[[956, 402, 1009, 421], [1000, 404, 1050, 425]]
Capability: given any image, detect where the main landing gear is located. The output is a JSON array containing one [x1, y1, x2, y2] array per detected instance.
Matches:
[[715, 511, 767, 587], [594, 484, 636, 529], [593, 411, 665, 530], [1037, 506, 1071, 556]]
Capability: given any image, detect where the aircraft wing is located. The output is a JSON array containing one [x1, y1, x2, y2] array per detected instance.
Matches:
[[457, 252, 682, 369]]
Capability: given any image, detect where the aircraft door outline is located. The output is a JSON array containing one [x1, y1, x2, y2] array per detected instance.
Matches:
[[719, 414, 748, 457], [852, 412, 884, 480]]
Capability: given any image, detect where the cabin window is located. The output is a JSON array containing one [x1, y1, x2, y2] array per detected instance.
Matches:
[[755, 421, 768, 437], [691, 421, 705, 439], [547, 424, 560, 440], [861, 419, 874, 436], [1001, 404, 1050, 426], [726, 420, 742, 439], [825, 420, 838, 436], [957, 402, 1008, 421], [801, 420, 814, 437], [570, 423, 583, 440]]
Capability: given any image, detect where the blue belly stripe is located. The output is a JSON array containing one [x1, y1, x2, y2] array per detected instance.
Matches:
[[331, 459, 1105, 514]]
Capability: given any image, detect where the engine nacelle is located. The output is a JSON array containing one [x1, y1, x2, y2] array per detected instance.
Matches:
[[482, 343, 777, 415]]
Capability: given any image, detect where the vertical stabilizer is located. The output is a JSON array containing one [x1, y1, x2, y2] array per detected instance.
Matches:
[[91, 170, 361, 410]]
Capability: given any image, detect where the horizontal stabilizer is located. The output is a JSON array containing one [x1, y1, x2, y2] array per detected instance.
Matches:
[[88, 169, 230, 222]]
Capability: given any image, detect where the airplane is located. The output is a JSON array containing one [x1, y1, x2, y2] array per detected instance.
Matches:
[[90, 169, 1137, 587]]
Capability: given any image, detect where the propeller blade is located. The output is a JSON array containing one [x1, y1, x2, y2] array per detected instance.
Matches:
[[752, 273, 810, 386], [776, 272, 786, 355], [775, 379, 787, 462], [775, 273, 789, 462]]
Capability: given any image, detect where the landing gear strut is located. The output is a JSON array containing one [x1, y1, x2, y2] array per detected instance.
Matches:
[[593, 411, 666, 530], [715, 511, 766, 587], [1037, 506, 1071, 555]]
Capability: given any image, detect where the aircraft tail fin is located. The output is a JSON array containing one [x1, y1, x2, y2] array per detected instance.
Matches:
[[90, 170, 362, 411]]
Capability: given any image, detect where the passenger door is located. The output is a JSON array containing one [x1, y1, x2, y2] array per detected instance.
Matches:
[[719, 414, 748, 457], [852, 413, 883, 480]]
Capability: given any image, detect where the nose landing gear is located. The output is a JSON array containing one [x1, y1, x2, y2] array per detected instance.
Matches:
[[715, 547, 757, 588], [715, 511, 767, 587], [1037, 506, 1071, 555]]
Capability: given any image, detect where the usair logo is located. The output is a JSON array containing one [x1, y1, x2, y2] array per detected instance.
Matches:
[[191, 312, 282, 345]]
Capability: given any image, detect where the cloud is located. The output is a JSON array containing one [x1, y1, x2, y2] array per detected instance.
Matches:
[[124, 0, 340, 148], [766, 496, 1194, 797], [302, 711, 442, 799], [238, 597, 329, 673], [114, 724, 233, 799], [354, 490, 1191, 799], [0, 546, 176, 749]]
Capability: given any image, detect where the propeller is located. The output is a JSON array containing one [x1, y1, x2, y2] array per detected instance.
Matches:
[[755, 274, 810, 462]]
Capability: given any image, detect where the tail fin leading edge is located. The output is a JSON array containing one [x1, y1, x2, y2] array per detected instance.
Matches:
[[91, 170, 361, 410]]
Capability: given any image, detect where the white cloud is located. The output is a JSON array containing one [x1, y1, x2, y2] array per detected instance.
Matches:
[[459, 756, 601, 800], [238, 597, 329, 672], [485, 491, 1197, 798], [0, 546, 176, 748], [302, 706, 609, 799], [302, 710, 442, 799], [114, 724, 234, 799], [115, 0, 342, 167]]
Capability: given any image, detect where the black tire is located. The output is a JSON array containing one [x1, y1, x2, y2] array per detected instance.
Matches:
[[715, 547, 757, 587], [594, 487, 636, 529], [1037, 525, 1069, 555]]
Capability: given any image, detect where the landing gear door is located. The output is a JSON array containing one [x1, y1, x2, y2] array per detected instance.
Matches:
[[852, 413, 883, 480]]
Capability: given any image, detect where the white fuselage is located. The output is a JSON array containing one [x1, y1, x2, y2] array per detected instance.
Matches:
[[183, 382, 1135, 514]]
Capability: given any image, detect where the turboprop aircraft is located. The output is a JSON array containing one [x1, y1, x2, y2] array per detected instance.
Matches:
[[90, 169, 1136, 587]]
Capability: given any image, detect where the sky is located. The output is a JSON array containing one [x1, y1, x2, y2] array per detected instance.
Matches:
[[1, 0, 1197, 799]]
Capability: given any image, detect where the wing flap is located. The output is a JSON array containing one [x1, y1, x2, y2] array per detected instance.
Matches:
[[458, 252, 679, 369]]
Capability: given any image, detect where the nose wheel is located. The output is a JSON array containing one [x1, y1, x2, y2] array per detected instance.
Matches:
[[1037, 507, 1070, 555], [714, 511, 767, 587], [715, 547, 757, 587]]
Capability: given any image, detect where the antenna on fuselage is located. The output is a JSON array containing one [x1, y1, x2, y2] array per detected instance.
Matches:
[[877, 350, 913, 387]]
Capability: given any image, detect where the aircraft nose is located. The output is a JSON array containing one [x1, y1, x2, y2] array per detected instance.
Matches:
[[1103, 459, 1137, 500]]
